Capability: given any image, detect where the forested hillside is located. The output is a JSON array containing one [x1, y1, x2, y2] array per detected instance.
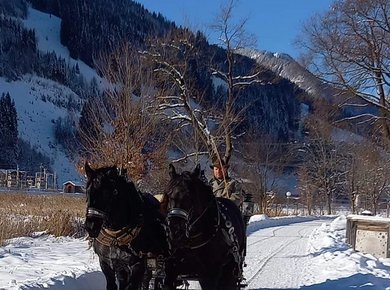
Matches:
[[43, 0, 303, 138]]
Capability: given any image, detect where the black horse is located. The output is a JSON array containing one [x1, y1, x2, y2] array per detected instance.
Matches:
[[162, 164, 246, 290], [84, 163, 169, 290]]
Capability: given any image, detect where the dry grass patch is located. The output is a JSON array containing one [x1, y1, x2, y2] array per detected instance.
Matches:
[[0, 192, 86, 245]]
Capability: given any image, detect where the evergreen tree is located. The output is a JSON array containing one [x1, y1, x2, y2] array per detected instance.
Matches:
[[0, 92, 18, 168]]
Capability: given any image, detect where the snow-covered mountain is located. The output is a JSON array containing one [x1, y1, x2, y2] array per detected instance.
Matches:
[[0, 7, 103, 185], [238, 48, 333, 100]]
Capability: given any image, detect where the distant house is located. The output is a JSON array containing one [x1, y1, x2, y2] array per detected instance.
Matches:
[[63, 181, 84, 194]]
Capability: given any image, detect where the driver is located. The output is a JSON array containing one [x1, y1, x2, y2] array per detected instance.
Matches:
[[208, 157, 243, 207]]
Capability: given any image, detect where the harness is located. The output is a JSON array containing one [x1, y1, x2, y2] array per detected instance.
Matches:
[[96, 224, 142, 248], [87, 205, 145, 257], [218, 201, 244, 279]]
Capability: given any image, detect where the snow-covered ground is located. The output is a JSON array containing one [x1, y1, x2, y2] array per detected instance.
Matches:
[[0, 7, 105, 185], [0, 76, 82, 185], [1, 215, 389, 290]]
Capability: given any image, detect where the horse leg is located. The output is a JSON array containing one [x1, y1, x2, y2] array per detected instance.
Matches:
[[162, 260, 179, 290], [100, 259, 117, 290], [198, 269, 221, 290], [116, 270, 131, 290], [117, 261, 145, 290], [217, 259, 240, 290], [141, 267, 152, 290]]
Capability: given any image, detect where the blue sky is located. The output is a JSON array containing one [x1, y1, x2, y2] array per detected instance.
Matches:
[[136, 0, 334, 58]]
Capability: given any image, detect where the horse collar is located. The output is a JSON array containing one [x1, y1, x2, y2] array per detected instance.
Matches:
[[97, 224, 142, 247]]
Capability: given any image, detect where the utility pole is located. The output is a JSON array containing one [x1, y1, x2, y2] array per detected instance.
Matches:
[[16, 164, 19, 188], [286, 191, 291, 215], [44, 167, 48, 190]]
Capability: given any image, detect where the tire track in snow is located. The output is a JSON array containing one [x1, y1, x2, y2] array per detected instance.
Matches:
[[246, 226, 286, 247], [245, 237, 301, 286], [244, 221, 326, 289]]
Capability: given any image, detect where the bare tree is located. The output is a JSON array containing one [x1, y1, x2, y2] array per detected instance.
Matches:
[[141, 29, 216, 165], [298, 0, 390, 150], [298, 116, 346, 215], [142, 0, 264, 175], [297, 166, 316, 215], [345, 142, 390, 214], [78, 43, 169, 181], [210, 0, 261, 165], [238, 133, 293, 214]]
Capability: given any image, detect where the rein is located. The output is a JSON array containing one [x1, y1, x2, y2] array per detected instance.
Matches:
[[188, 198, 219, 233], [187, 199, 221, 249]]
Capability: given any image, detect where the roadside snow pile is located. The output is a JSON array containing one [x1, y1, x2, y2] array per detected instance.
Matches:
[[305, 215, 390, 289], [246, 214, 331, 236]]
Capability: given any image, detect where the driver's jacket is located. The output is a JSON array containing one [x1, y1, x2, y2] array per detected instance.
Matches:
[[209, 177, 243, 207]]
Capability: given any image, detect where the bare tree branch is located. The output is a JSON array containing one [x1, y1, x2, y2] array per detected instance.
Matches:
[[298, 0, 390, 150]]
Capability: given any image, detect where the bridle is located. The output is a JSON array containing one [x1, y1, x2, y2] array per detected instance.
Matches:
[[85, 180, 119, 223], [166, 206, 191, 239], [85, 178, 144, 251]]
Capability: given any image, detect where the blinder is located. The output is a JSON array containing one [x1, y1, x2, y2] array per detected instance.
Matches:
[[166, 207, 190, 240], [167, 208, 189, 221]]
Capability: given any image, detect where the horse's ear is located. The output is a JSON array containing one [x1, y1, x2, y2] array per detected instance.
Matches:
[[169, 163, 176, 178], [192, 164, 201, 178], [85, 162, 94, 178]]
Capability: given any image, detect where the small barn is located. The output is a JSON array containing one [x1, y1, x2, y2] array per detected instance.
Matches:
[[63, 181, 84, 194]]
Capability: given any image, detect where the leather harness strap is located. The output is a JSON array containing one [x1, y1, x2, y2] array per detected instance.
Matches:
[[187, 216, 220, 249], [96, 225, 142, 247]]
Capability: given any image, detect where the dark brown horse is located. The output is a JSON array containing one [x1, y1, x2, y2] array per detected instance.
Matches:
[[84, 163, 169, 290], [161, 164, 246, 290]]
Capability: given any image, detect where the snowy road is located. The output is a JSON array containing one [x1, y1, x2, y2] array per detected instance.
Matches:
[[244, 218, 331, 289]]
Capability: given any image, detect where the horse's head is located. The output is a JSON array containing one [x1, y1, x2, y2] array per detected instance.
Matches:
[[164, 164, 213, 248], [84, 162, 140, 238]]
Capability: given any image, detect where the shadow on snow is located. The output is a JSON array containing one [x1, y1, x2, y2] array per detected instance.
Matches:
[[247, 273, 390, 289], [21, 271, 106, 290], [246, 215, 335, 236]]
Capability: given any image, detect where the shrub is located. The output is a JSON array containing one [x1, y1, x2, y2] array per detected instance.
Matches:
[[0, 192, 86, 245]]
